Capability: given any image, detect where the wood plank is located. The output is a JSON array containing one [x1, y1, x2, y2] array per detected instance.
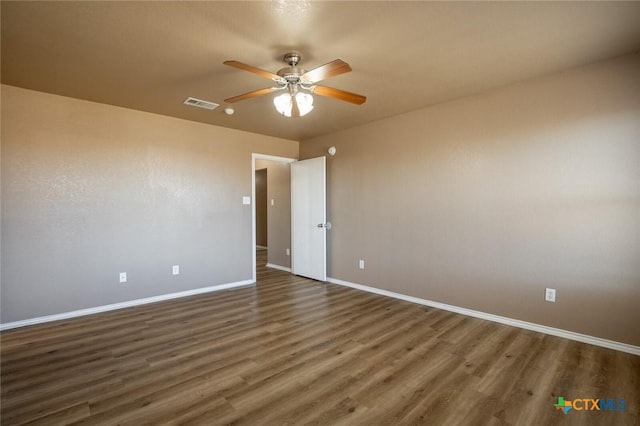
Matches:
[[1, 251, 638, 425]]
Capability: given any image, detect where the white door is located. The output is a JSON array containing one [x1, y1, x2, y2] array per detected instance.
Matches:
[[291, 157, 327, 281]]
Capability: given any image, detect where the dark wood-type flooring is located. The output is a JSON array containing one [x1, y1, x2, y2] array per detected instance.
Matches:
[[1, 251, 638, 425]]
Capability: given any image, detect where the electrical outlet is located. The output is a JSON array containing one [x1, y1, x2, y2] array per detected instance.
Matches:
[[172, 265, 180, 275], [545, 288, 556, 302], [119, 272, 127, 283], [286, 248, 290, 256], [359, 260, 365, 270]]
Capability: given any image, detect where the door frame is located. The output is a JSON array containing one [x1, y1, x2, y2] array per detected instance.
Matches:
[[251, 153, 296, 282]]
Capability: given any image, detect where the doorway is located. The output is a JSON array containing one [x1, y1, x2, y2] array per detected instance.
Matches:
[[255, 168, 268, 250], [251, 154, 296, 282]]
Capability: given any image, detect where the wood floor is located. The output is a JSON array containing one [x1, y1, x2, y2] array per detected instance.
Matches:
[[1, 251, 638, 425]]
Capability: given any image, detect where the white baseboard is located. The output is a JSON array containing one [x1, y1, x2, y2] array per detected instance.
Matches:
[[327, 277, 640, 356], [266, 263, 292, 273], [0, 279, 255, 331]]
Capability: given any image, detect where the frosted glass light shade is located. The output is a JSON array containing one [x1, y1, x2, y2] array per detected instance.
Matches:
[[273, 92, 314, 117]]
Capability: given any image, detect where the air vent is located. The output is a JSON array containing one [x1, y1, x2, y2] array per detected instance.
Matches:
[[183, 97, 219, 110]]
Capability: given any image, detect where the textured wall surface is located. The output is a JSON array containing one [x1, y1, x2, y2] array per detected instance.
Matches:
[[301, 54, 640, 346], [1, 85, 298, 323]]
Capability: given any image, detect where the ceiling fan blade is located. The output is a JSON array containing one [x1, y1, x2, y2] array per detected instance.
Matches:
[[224, 87, 277, 103], [302, 59, 352, 83], [313, 85, 367, 105], [224, 60, 281, 81]]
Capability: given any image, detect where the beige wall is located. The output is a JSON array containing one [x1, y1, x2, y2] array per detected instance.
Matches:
[[1, 85, 298, 323], [255, 159, 292, 269], [301, 53, 640, 346]]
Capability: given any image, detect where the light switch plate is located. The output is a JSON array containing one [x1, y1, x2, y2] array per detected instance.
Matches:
[[545, 288, 556, 302]]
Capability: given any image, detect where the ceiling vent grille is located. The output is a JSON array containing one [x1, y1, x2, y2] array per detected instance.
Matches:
[[183, 97, 219, 110]]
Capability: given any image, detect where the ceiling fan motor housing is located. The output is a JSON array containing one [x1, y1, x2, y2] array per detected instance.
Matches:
[[277, 67, 306, 84], [283, 52, 301, 66], [278, 53, 306, 85]]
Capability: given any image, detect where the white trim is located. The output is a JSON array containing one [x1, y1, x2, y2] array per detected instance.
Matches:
[[254, 153, 297, 164], [327, 277, 640, 356], [0, 279, 254, 331], [266, 263, 292, 272]]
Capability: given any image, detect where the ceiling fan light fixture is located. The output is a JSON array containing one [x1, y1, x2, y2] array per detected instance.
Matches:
[[224, 53, 365, 114], [273, 91, 314, 117]]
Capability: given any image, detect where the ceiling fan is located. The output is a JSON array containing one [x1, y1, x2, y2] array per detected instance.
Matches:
[[223, 52, 366, 117]]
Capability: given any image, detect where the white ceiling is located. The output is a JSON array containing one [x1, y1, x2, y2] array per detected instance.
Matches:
[[2, 1, 640, 141]]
